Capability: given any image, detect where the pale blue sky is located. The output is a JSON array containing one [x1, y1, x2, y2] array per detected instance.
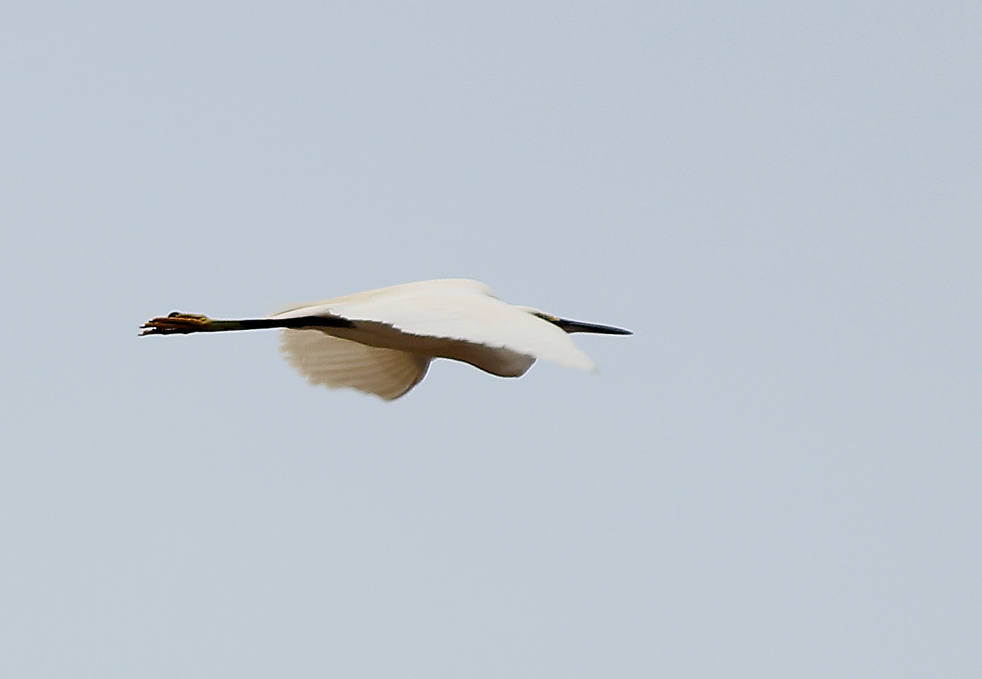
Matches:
[[1, 2, 980, 677]]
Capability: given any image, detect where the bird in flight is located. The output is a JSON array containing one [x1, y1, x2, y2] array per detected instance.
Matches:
[[140, 278, 631, 400]]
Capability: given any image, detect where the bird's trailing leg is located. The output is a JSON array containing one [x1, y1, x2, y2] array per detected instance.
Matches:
[[140, 312, 241, 335], [140, 312, 356, 335]]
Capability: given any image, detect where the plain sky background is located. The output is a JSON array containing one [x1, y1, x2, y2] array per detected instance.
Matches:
[[1, 2, 980, 677]]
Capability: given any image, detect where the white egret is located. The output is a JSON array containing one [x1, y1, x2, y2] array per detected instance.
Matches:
[[140, 278, 631, 400]]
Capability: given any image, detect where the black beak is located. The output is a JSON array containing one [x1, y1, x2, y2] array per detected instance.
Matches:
[[553, 318, 633, 335]]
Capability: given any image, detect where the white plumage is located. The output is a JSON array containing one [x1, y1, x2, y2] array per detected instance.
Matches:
[[279, 330, 432, 401], [141, 278, 631, 400]]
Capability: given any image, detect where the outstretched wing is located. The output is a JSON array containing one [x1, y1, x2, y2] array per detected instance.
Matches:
[[280, 329, 430, 400], [273, 279, 595, 371]]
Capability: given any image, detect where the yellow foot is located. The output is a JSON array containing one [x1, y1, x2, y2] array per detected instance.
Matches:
[[140, 312, 213, 335]]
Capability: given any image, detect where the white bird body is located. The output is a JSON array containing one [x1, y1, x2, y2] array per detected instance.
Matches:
[[141, 278, 631, 400]]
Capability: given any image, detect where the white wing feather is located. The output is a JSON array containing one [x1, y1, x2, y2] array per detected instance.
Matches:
[[273, 279, 595, 371], [280, 329, 430, 400]]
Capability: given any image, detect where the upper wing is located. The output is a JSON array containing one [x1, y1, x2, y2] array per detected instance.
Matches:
[[280, 329, 430, 400], [272, 279, 595, 371]]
